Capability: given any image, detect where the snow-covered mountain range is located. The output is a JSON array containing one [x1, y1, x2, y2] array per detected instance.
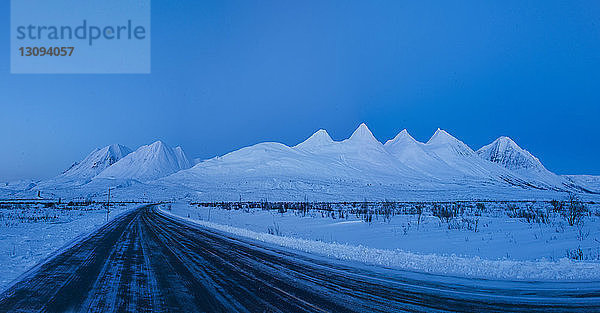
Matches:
[[37, 144, 133, 187], [158, 124, 596, 200], [4, 124, 598, 201], [476, 136, 588, 192], [19, 141, 191, 195], [95, 141, 191, 181]]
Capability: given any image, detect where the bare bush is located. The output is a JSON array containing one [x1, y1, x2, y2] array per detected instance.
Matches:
[[506, 204, 549, 224], [267, 221, 281, 236], [566, 247, 600, 261], [550, 199, 563, 213], [562, 194, 587, 227], [474, 202, 485, 216], [432, 203, 459, 223], [414, 204, 424, 229]]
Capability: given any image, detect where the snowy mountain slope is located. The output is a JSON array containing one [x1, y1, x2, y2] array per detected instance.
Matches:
[[62, 144, 132, 179], [425, 129, 475, 157], [1, 179, 39, 191], [35, 144, 132, 188], [164, 124, 430, 194], [383, 129, 462, 179], [95, 141, 191, 182], [295, 124, 425, 182], [181, 142, 308, 178], [157, 124, 592, 199], [477, 137, 588, 192], [192, 158, 204, 165], [477, 137, 546, 173], [422, 129, 508, 180], [564, 175, 600, 193], [414, 129, 539, 188], [293, 129, 334, 150], [173, 146, 192, 169]]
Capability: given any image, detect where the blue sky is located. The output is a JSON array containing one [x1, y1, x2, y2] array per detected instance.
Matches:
[[1, 1, 599, 180]]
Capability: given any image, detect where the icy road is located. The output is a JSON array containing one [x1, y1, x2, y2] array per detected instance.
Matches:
[[1, 206, 599, 312]]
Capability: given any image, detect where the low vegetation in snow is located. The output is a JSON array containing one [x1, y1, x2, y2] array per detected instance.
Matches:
[[0, 201, 138, 292], [173, 196, 600, 263]]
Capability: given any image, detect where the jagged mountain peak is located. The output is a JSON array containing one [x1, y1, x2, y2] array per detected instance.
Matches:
[[174, 146, 186, 156], [173, 146, 192, 169], [488, 136, 520, 151], [427, 128, 455, 144], [95, 140, 191, 181], [61, 144, 132, 179], [295, 129, 334, 149], [384, 129, 418, 147], [426, 129, 474, 156], [148, 140, 168, 150], [384, 129, 426, 157], [347, 123, 380, 144], [478, 136, 546, 172], [106, 143, 129, 152], [382, 128, 450, 177]]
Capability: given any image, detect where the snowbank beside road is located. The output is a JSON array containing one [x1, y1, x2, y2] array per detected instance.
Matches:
[[161, 207, 600, 281]]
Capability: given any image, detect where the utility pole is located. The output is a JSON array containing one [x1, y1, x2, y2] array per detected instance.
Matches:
[[106, 187, 113, 222]]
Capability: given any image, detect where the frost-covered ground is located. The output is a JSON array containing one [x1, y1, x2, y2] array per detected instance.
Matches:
[[0, 202, 138, 292], [165, 200, 600, 281]]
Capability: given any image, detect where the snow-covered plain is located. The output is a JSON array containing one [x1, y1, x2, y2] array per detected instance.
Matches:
[[0, 202, 138, 292], [163, 201, 600, 281]]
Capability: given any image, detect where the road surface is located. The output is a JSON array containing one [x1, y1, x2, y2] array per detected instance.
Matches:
[[1, 205, 599, 312]]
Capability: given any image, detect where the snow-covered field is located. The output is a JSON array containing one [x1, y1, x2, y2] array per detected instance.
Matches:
[[1, 196, 598, 291], [164, 200, 600, 281], [0, 201, 138, 292]]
